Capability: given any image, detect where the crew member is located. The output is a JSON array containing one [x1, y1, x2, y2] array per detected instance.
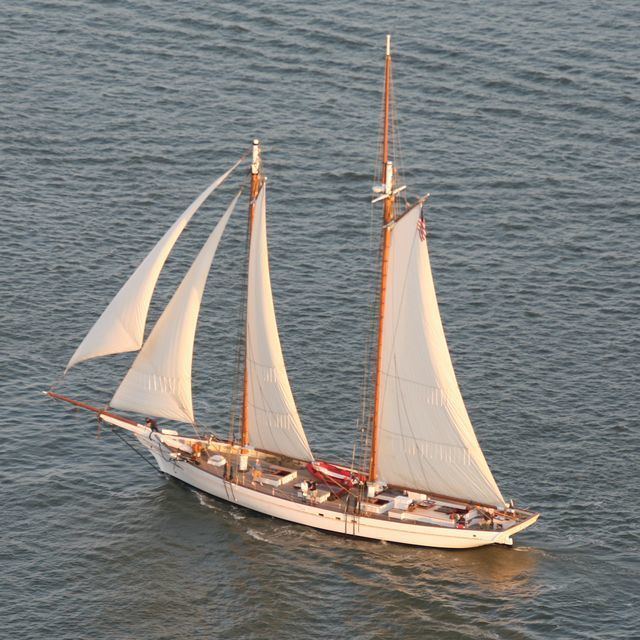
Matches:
[[251, 463, 263, 486], [309, 480, 318, 503], [191, 441, 203, 464]]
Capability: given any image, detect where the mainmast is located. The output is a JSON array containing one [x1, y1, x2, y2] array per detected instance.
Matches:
[[369, 35, 398, 482], [241, 139, 262, 448]]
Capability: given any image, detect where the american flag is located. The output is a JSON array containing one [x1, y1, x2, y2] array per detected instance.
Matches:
[[417, 208, 427, 241]]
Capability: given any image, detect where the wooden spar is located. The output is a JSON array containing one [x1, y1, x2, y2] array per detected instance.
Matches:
[[369, 35, 394, 482], [241, 139, 262, 448], [45, 391, 140, 426], [382, 34, 392, 168]]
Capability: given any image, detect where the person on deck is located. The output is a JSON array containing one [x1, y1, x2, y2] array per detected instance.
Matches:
[[191, 441, 203, 465], [300, 479, 309, 499], [145, 418, 158, 433], [251, 462, 263, 486]]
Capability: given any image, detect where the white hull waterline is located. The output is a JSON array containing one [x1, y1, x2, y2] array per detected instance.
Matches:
[[46, 393, 539, 550]]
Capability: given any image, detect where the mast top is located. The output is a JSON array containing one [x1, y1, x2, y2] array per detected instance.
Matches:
[[386, 34, 391, 56], [251, 139, 261, 175]]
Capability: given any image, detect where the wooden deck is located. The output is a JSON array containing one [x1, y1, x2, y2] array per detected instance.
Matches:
[[165, 438, 529, 534]]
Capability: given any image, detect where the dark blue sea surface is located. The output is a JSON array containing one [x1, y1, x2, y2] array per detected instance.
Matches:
[[2, 1, 638, 638]]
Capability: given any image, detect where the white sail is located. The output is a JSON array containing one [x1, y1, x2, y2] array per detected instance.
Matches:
[[66, 159, 243, 372], [245, 185, 313, 461], [376, 204, 505, 507], [110, 193, 240, 424]]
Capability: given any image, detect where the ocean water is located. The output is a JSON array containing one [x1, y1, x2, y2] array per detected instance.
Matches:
[[2, 1, 639, 638]]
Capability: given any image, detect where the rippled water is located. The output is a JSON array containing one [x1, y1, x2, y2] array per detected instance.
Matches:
[[2, 1, 639, 638]]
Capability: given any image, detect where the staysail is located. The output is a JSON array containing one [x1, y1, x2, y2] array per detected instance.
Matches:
[[65, 159, 243, 372], [245, 185, 313, 461], [110, 192, 240, 424], [376, 204, 505, 507]]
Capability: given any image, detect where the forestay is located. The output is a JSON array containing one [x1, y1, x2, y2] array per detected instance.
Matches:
[[66, 158, 243, 372], [245, 185, 313, 461], [110, 192, 240, 424], [376, 204, 505, 507]]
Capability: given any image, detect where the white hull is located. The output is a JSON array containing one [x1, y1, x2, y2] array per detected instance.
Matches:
[[43, 398, 539, 550], [137, 433, 538, 550]]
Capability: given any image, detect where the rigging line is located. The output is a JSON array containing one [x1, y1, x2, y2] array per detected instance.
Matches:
[[349, 420, 360, 478], [49, 369, 68, 392], [310, 468, 362, 504], [362, 216, 385, 395], [357, 294, 375, 427], [389, 70, 407, 210], [110, 426, 163, 475], [369, 62, 387, 253], [229, 174, 253, 443], [361, 51, 390, 401], [358, 266, 374, 418], [360, 221, 382, 421], [354, 48, 394, 478], [356, 307, 379, 473], [189, 417, 201, 438], [359, 216, 386, 463]]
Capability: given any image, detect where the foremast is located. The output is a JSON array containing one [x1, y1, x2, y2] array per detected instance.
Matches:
[[239, 143, 313, 461], [241, 139, 263, 448]]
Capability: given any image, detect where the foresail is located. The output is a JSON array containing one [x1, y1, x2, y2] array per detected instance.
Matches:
[[66, 158, 243, 372], [376, 204, 505, 507], [245, 185, 313, 461], [110, 192, 240, 423]]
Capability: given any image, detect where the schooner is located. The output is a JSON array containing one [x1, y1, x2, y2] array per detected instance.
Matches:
[[46, 37, 538, 549]]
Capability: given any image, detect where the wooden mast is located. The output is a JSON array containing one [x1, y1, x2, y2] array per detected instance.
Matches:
[[369, 35, 394, 481], [241, 139, 262, 448]]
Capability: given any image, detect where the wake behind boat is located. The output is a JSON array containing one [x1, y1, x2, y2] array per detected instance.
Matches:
[[46, 36, 538, 549]]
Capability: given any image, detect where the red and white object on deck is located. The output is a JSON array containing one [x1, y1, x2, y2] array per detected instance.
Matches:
[[306, 461, 366, 488]]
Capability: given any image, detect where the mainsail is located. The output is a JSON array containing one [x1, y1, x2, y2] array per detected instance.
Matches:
[[376, 204, 505, 507], [110, 193, 240, 424], [66, 159, 243, 372], [245, 185, 313, 461]]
